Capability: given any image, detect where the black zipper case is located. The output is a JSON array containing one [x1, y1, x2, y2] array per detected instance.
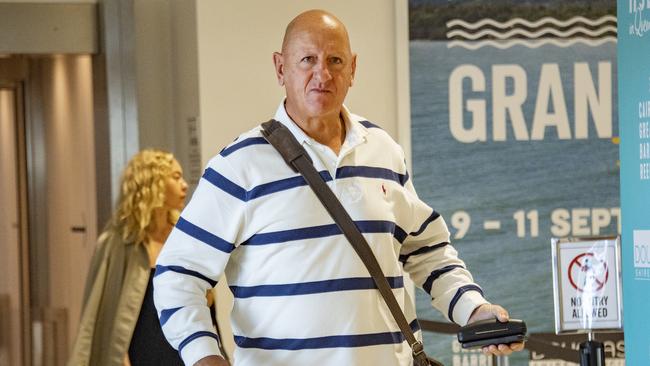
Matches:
[[457, 318, 527, 349]]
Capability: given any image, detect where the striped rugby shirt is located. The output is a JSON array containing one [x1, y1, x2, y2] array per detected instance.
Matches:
[[154, 102, 488, 366]]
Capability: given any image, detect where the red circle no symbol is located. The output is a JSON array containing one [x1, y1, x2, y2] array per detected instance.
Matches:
[[568, 253, 609, 293]]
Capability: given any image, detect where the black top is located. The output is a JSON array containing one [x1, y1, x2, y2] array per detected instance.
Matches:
[[128, 268, 184, 366]]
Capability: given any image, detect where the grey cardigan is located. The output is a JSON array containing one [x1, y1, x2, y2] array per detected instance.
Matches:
[[67, 230, 151, 366]]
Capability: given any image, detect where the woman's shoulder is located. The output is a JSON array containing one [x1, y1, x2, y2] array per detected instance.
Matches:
[[96, 229, 132, 253], [97, 230, 113, 245]]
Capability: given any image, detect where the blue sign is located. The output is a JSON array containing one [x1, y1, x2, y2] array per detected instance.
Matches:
[[617, 0, 650, 364]]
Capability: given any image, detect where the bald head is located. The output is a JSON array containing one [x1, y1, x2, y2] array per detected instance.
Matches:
[[272, 9, 357, 125], [281, 10, 352, 54]]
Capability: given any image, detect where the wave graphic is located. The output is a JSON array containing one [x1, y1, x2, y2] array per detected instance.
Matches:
[[446, 25, 617, 41], [446, 15, 617, 31], [446, 36, 617, 50]]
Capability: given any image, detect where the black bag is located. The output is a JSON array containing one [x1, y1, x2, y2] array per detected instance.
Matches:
[[261, 119, 443, 366]]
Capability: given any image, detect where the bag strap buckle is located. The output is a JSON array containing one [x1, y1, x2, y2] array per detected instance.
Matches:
[[411, 340, 425, 357]]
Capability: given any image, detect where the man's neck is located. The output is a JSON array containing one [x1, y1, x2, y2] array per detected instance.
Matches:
[[286, 107, 346, 155]]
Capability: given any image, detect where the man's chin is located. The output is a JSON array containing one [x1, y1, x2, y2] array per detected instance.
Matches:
[[304, 102, 341, 118]]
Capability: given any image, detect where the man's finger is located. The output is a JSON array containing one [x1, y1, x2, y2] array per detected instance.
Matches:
[[496, 309, 509, 322], [510, 342, 525, 351], [498, 344, 513, 355]]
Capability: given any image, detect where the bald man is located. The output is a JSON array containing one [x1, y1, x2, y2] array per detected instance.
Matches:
[[154, 10, 523, 366]]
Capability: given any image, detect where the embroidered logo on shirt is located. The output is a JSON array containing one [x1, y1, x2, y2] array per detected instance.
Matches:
[[342, 183, 363, 203]]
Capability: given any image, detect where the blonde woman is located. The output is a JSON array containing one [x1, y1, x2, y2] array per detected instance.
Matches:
[[68, 149, 188, 366]]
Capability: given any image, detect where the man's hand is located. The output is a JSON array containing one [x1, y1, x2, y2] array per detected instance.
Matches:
[[467, 303, 525, 356], [193, 355, 229, 366]]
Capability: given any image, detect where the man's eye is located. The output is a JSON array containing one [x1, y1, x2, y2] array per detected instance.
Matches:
[[301, 56, 314, 63], [330, 57, 343, 64]]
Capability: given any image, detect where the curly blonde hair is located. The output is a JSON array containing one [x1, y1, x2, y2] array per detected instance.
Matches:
[[110, 149, 179, 245]]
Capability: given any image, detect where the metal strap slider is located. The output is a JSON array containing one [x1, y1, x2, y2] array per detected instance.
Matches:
[[411, 340, 425, 357]]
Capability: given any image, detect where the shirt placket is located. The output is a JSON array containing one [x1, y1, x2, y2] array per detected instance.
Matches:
[[302, 124, 365, 201]]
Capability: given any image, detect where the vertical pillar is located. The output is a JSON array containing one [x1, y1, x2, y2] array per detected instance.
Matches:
[[94, 0, 140, 227]]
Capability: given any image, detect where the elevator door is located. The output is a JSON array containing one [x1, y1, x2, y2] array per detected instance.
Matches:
[[44, 54, 98, 354], [29, 55, 98, 366]]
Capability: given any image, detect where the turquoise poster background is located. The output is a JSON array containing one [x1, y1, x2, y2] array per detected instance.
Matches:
[[617, 0, 650, 365]]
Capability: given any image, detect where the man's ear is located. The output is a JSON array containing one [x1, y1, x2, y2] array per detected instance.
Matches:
[[350, 53, 357, 87], [273, 52, 285, 86]]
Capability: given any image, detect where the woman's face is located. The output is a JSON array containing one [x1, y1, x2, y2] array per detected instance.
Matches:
[[164, 159, 188, 211]]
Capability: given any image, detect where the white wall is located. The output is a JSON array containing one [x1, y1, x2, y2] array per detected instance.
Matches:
[[194, 0, 410, 360], [196, 0, 410, 162]]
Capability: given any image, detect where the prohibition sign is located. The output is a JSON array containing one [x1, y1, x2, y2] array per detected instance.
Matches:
[[568, 253, 609, 292]]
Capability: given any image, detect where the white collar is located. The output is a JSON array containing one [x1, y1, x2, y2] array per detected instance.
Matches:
[[272, 100, 367, 148]]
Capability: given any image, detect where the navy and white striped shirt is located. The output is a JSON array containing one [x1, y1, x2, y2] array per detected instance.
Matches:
[[154, 103, 487, 366]]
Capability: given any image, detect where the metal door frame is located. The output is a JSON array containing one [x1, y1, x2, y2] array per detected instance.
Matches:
[[0, 74, 32, 366]]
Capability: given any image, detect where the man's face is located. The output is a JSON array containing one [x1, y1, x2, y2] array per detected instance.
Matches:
[[274, 24, 356, 121]]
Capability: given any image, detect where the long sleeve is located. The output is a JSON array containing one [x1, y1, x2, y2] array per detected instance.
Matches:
[[154, 155, 247, 366], [397, 171, 488, 326]]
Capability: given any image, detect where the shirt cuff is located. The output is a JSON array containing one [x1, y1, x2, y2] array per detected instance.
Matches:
[[452, 290, 489, 326], [180, 334, 223, 366]]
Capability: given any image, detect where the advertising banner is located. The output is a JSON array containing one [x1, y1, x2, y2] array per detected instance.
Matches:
[[617, 0, 650, 364], [409, 1, 619, 364], [529, 332, 624, 365]]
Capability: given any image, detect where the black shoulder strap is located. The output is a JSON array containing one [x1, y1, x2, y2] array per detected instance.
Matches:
[[261, 119, 441, 366]]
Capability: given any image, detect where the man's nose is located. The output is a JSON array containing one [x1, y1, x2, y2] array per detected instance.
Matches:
[[313, 60, 332, 82]]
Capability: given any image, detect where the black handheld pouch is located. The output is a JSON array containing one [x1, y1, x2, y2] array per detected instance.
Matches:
[[457, 319, 527, 349]]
